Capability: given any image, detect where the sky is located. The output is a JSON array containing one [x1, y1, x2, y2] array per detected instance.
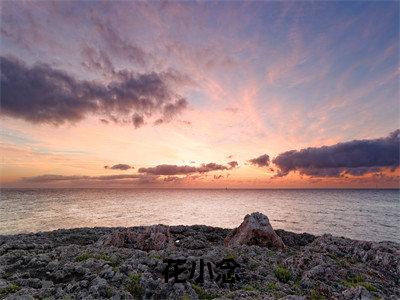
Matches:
[[0, 1, 399, 188]]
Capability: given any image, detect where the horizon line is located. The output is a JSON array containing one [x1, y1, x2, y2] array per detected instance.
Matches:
[[1, 187, 399, 191]]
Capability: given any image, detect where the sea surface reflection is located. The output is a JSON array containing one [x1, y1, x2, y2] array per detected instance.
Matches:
[[0, 189, 399, 242]]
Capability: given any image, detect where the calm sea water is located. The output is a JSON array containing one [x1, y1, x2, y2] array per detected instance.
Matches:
[[0, 189, 399, 242]]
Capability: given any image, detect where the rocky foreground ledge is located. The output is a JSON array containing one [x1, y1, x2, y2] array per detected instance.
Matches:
[[0, 213, 399, 300]]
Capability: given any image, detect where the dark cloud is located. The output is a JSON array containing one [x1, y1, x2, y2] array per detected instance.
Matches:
[[273, 130, 400, 177], [228, 161, 238, 169], [154, 98, 188, 125], [249, 154, 270, 167], [138, 165, 197, 175], [138, 162, 234, 175], [162, 98, 188, 119], [132, 113, 144, 128], [0, 56, 188, 126], [197, 163, 229, 173], [154, 118, 164, 126], [104, 164, 133, 171]]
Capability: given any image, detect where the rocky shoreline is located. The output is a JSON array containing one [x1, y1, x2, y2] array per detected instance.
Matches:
[[0, 213, 399, 300]]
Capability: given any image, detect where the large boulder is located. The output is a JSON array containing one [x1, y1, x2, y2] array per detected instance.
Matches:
[[224, 212, 286, 250], [99, 225, 174, 251]]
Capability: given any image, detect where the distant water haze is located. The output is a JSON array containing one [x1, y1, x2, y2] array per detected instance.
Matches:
[[0, 189, 399, 242]]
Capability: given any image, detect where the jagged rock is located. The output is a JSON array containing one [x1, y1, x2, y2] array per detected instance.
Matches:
[[224, 212, 286, 250], [341, 286, 375, 300], [89, 276, 108, 297], [275, 229, 315, 248], [99, 225, 174, 251], [0, 224, 399, 299]]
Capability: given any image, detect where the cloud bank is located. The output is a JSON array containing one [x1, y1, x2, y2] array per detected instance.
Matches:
[[0, 56, 188, 127], [273, 130, 400, 177], [138, 161, 238, 175]]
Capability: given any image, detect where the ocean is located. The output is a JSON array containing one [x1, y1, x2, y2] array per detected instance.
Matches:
[[0, 188, 399, 242]]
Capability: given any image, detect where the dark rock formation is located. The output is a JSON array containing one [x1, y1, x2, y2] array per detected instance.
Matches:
[[341, 286, 375, 300], [98, 225, 174, 251], [224, 212, 287, 250], [0, 221, 398, 299], [275, 230, 315, 249]]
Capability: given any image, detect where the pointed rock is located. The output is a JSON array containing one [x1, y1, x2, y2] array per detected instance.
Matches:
[[224, 212, 286, 250]]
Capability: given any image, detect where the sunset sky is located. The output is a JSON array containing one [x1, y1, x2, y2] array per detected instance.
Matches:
[[1, 1, 399, 188]]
